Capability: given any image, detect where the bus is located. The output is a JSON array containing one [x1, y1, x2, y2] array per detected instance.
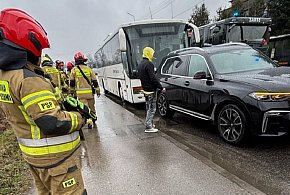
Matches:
[[199, 17, 272, 53], [268, 34, 290, 66], [94, 19, 200, 103]]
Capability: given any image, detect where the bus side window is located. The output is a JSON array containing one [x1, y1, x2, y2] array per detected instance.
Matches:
[[121, 52, 129, 75]]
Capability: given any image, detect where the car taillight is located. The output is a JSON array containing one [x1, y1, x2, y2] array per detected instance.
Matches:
[[133, 86, 143, 94]]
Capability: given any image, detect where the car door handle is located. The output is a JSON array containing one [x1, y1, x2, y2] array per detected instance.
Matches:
[[184, 81, 190, 86]]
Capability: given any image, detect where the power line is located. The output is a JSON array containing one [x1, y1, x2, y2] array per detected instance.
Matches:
[[151, 0, 174, 15], [138, 0, 172, 20], [173, 0, 204, 18]]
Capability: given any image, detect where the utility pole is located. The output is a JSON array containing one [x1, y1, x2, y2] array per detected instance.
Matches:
[[248, 0, 250, 16], [149, 6, 153, 19], [171, 0, 173, 19]]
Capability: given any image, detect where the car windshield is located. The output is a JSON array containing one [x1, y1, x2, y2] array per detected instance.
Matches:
[[210, 48, 275, 74]]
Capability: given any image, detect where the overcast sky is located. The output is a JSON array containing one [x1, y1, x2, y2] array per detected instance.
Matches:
[[0, 0, 230, 63]]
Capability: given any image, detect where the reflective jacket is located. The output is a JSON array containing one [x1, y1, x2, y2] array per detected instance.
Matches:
[[42, 66, 61, 88], [42, 66, 63, 101], [69, 64, 98, 99], [0, 63, 84, 167]]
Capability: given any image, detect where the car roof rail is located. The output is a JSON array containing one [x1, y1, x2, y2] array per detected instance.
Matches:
[[215, 42, 249, 47], [168, 47, 205, 55]]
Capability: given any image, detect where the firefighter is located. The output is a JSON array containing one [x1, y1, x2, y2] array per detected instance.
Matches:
[[67, 61, 74, 75], [41, 56, 63, 102], [0, 8, 89, 194], [55, 60, 69, 98], [56, 60, 68, 82], [70, 52, 100, 129], [66, 61, 76, 97]]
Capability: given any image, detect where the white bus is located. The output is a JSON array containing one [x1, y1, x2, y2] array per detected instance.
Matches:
[[94, 19, 200, 103]]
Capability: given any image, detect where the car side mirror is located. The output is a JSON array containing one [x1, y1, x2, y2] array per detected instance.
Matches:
[[193, 71, 207, 79]]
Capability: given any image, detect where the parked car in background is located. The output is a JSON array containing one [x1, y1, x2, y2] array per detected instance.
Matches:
[[156, 43, 290, 145]]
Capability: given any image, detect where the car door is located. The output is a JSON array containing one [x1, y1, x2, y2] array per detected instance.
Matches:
[[160, 55, 190, 108], [183, 54, 213, 117]]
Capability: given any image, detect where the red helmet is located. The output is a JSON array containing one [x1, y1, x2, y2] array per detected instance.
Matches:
[[55, 60, 64, 70], [67, 61, 74, 71], [0, 8, 49, 57], [74, 52, 87, 64]]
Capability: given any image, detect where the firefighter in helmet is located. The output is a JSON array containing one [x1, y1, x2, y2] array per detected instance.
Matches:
[[66, 61, 75, 96], [67, 61, 74, 75], [55, 59, 69, 97], [70, 52, 100, 129], [0, 8, 88, 194], [41, 56, 63, 102]]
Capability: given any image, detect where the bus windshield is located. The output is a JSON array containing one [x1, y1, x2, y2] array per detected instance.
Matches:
[[228, 25, 268, 42], [124, 22, 185, 76]]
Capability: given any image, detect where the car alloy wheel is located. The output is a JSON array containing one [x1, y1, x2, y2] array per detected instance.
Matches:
[[217, 104, 246, 144], [157, 93, 174, 117]]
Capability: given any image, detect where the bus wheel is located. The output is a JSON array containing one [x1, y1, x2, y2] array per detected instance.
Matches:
[[118, 84, 125, 106], [102, 80, 108, 95]]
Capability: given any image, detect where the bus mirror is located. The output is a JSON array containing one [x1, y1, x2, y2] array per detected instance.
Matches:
[[185, 23, 200, 44], [119, 29, 127, 51], [213, 26, 220, 34]]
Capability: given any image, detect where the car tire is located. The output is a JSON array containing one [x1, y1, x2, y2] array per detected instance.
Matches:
[[217, 104, 247, 145], [157, 93, 174, 118]]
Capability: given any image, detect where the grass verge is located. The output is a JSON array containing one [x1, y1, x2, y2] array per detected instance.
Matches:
[[0, 129, 32, 195]]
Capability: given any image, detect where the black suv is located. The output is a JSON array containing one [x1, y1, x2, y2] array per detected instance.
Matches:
[[156, 43, 290, 145]]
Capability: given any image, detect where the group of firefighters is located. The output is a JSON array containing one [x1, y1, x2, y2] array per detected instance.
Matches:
[[41, 54, 101, 129], [0, 8, 100, 194]]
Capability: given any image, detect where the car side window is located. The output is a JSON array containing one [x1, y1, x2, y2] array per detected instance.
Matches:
[[161, 58, 175, 74], [172, 56, 189, 76], [188, 55, 209, 77]]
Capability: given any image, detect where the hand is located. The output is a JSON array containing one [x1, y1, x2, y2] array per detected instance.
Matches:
[[95, 87, 101, 97], [161, 88, 166, 93]]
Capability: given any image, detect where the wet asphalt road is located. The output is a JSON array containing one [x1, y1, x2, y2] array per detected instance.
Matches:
[[107, 94, 290, 195]]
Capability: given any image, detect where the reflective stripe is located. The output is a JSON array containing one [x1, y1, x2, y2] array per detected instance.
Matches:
[[19, 137, 81, 156], [18, 106, 40, 139], [21, 90, 56, 110], [17, 131, 79, 147], [54, 87, 62, 100], [76, 89, 92, 94], [143, 91, 154, 95], [57, 73, 61, 88], [68, 112, 78, 132]]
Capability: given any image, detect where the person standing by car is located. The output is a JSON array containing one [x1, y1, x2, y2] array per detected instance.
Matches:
[[138, 47, 165, 133]]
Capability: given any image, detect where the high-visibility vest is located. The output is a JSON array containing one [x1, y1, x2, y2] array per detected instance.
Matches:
[[75, 67, 93, 95]]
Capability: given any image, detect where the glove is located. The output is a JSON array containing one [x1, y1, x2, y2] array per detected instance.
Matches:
[[62, 87, 69, 93], [95, 87, 101, 97], [63, 96, 97, 120]]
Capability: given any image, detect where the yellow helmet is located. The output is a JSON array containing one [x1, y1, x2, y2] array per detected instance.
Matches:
[[41, 55, 53, 66]]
